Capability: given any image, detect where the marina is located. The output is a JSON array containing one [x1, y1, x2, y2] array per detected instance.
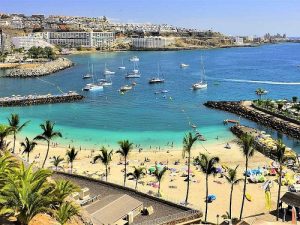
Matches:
[[0, 43, 299, 150]]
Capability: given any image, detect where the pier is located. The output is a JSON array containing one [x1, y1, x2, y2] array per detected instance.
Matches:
[[204, 100, 300, 139], [0, 91, 84, 107]]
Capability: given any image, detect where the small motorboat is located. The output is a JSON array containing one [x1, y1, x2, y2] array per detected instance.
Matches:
[[82, 74, 92, 79], [149, 78, 165, 84], [191, 124, 197, 129], [126, 73, 141, 78], [192, 82, 207, 90], [119, 85, 132, 92], [223, 119, 239, 125], [161, 90, 169, 93], [180, 63, 189, 68]]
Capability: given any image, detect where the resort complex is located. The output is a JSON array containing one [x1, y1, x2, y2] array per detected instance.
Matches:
[[1, 1, 300, 225]]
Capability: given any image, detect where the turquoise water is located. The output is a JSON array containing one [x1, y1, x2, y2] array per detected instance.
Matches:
[[0, 43, 300, 151]]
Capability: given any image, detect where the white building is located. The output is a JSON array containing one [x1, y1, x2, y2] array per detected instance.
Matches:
[[0, 20, 10, 27], [46, 31, 115, 48], [235, 36, 244, 45], [131, 37, 173, 49], [11, 35, 53, 50]]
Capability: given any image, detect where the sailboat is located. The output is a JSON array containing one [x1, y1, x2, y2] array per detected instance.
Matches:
[[125, 61, 141, 78], [118, 59, 126, 69], [149, 64, 165, 84], [129, 56, 139, 62], [104, 63, 115, 75], [98, 75, 112, 86], [83, 64, 103, 91], [82, 62, 92, 79], [192, 56, 208, 90]]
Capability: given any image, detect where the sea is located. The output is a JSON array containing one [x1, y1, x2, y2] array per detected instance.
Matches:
[[0, 43, 300, 152]]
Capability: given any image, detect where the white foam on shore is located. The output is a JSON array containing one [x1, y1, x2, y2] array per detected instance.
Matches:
[[208, 77, 300, 85]]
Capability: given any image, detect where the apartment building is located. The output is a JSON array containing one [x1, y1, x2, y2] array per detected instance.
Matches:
[[131, 36, 173, 49], [46, 31, 115, 48], [11, 35, 53, 50]]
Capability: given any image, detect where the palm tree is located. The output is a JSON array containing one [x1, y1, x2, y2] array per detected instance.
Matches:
[[117, 140, 133, 186], [194, 153, 220, 222], [239, 134, 255, 220], [20, 137, 37, 162], [255, 88, 267, 100], [8, 114, 30, 154], [182, 132, 198, 204], [93, 147, 113, 181], [66, 147, 78, 174], [34, 120, 62, 168], [52, 156, 64, 171], [127, 166, 146, 190], [0, 155, 78, 225], [224, 165, 243, 219], [56, 202, 79, 225], [0, 153, 18, 188], [275, 140, 286, 221], [154, 166, 167, 197], [0, 163, 53, 225], [0, 124, 12, 151], [52, 180, 80, 205]]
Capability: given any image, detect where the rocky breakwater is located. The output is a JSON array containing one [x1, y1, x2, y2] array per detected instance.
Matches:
[[0, 92, 84, 107], [6, 57, 74, 78], [204, 101, 300, 139]]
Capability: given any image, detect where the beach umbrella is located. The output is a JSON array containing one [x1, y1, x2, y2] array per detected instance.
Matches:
[[264, 190, 271, 211]]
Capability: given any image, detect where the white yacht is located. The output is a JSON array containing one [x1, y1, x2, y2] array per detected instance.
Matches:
[[83, 83, 104, 91], [129, 56, 139, 62], [180, 63, 189, 68], [118, 59, 126, 69], [149, 64, 164, 84], [104, 63, 115, 75], [192, 56, 208, 90], [126, 61, 141, 78]]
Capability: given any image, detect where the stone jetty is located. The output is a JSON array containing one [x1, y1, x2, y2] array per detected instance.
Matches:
[[231, 125, 297, 163], [0, 92, 84, 107], [6, 58, 74, 78], [204, 101, 300, 139]]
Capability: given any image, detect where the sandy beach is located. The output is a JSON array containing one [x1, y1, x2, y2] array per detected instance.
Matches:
[[11, 136, 286, 223]]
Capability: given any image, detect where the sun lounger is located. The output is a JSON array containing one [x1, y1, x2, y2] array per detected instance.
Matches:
[[79, 187, 90, 200]]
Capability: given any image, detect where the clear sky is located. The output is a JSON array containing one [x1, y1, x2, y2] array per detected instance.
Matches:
[[1, 0, 299, 36]]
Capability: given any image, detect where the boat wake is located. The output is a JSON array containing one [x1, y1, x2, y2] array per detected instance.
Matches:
[[208, 77, 300, 85]]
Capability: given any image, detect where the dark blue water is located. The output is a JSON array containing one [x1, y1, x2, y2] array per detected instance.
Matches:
[[0, 43, 299, 151]]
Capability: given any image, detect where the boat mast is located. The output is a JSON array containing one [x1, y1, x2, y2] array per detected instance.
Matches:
[[201, 55, 205, 83], [92, 64, 95, 83]]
